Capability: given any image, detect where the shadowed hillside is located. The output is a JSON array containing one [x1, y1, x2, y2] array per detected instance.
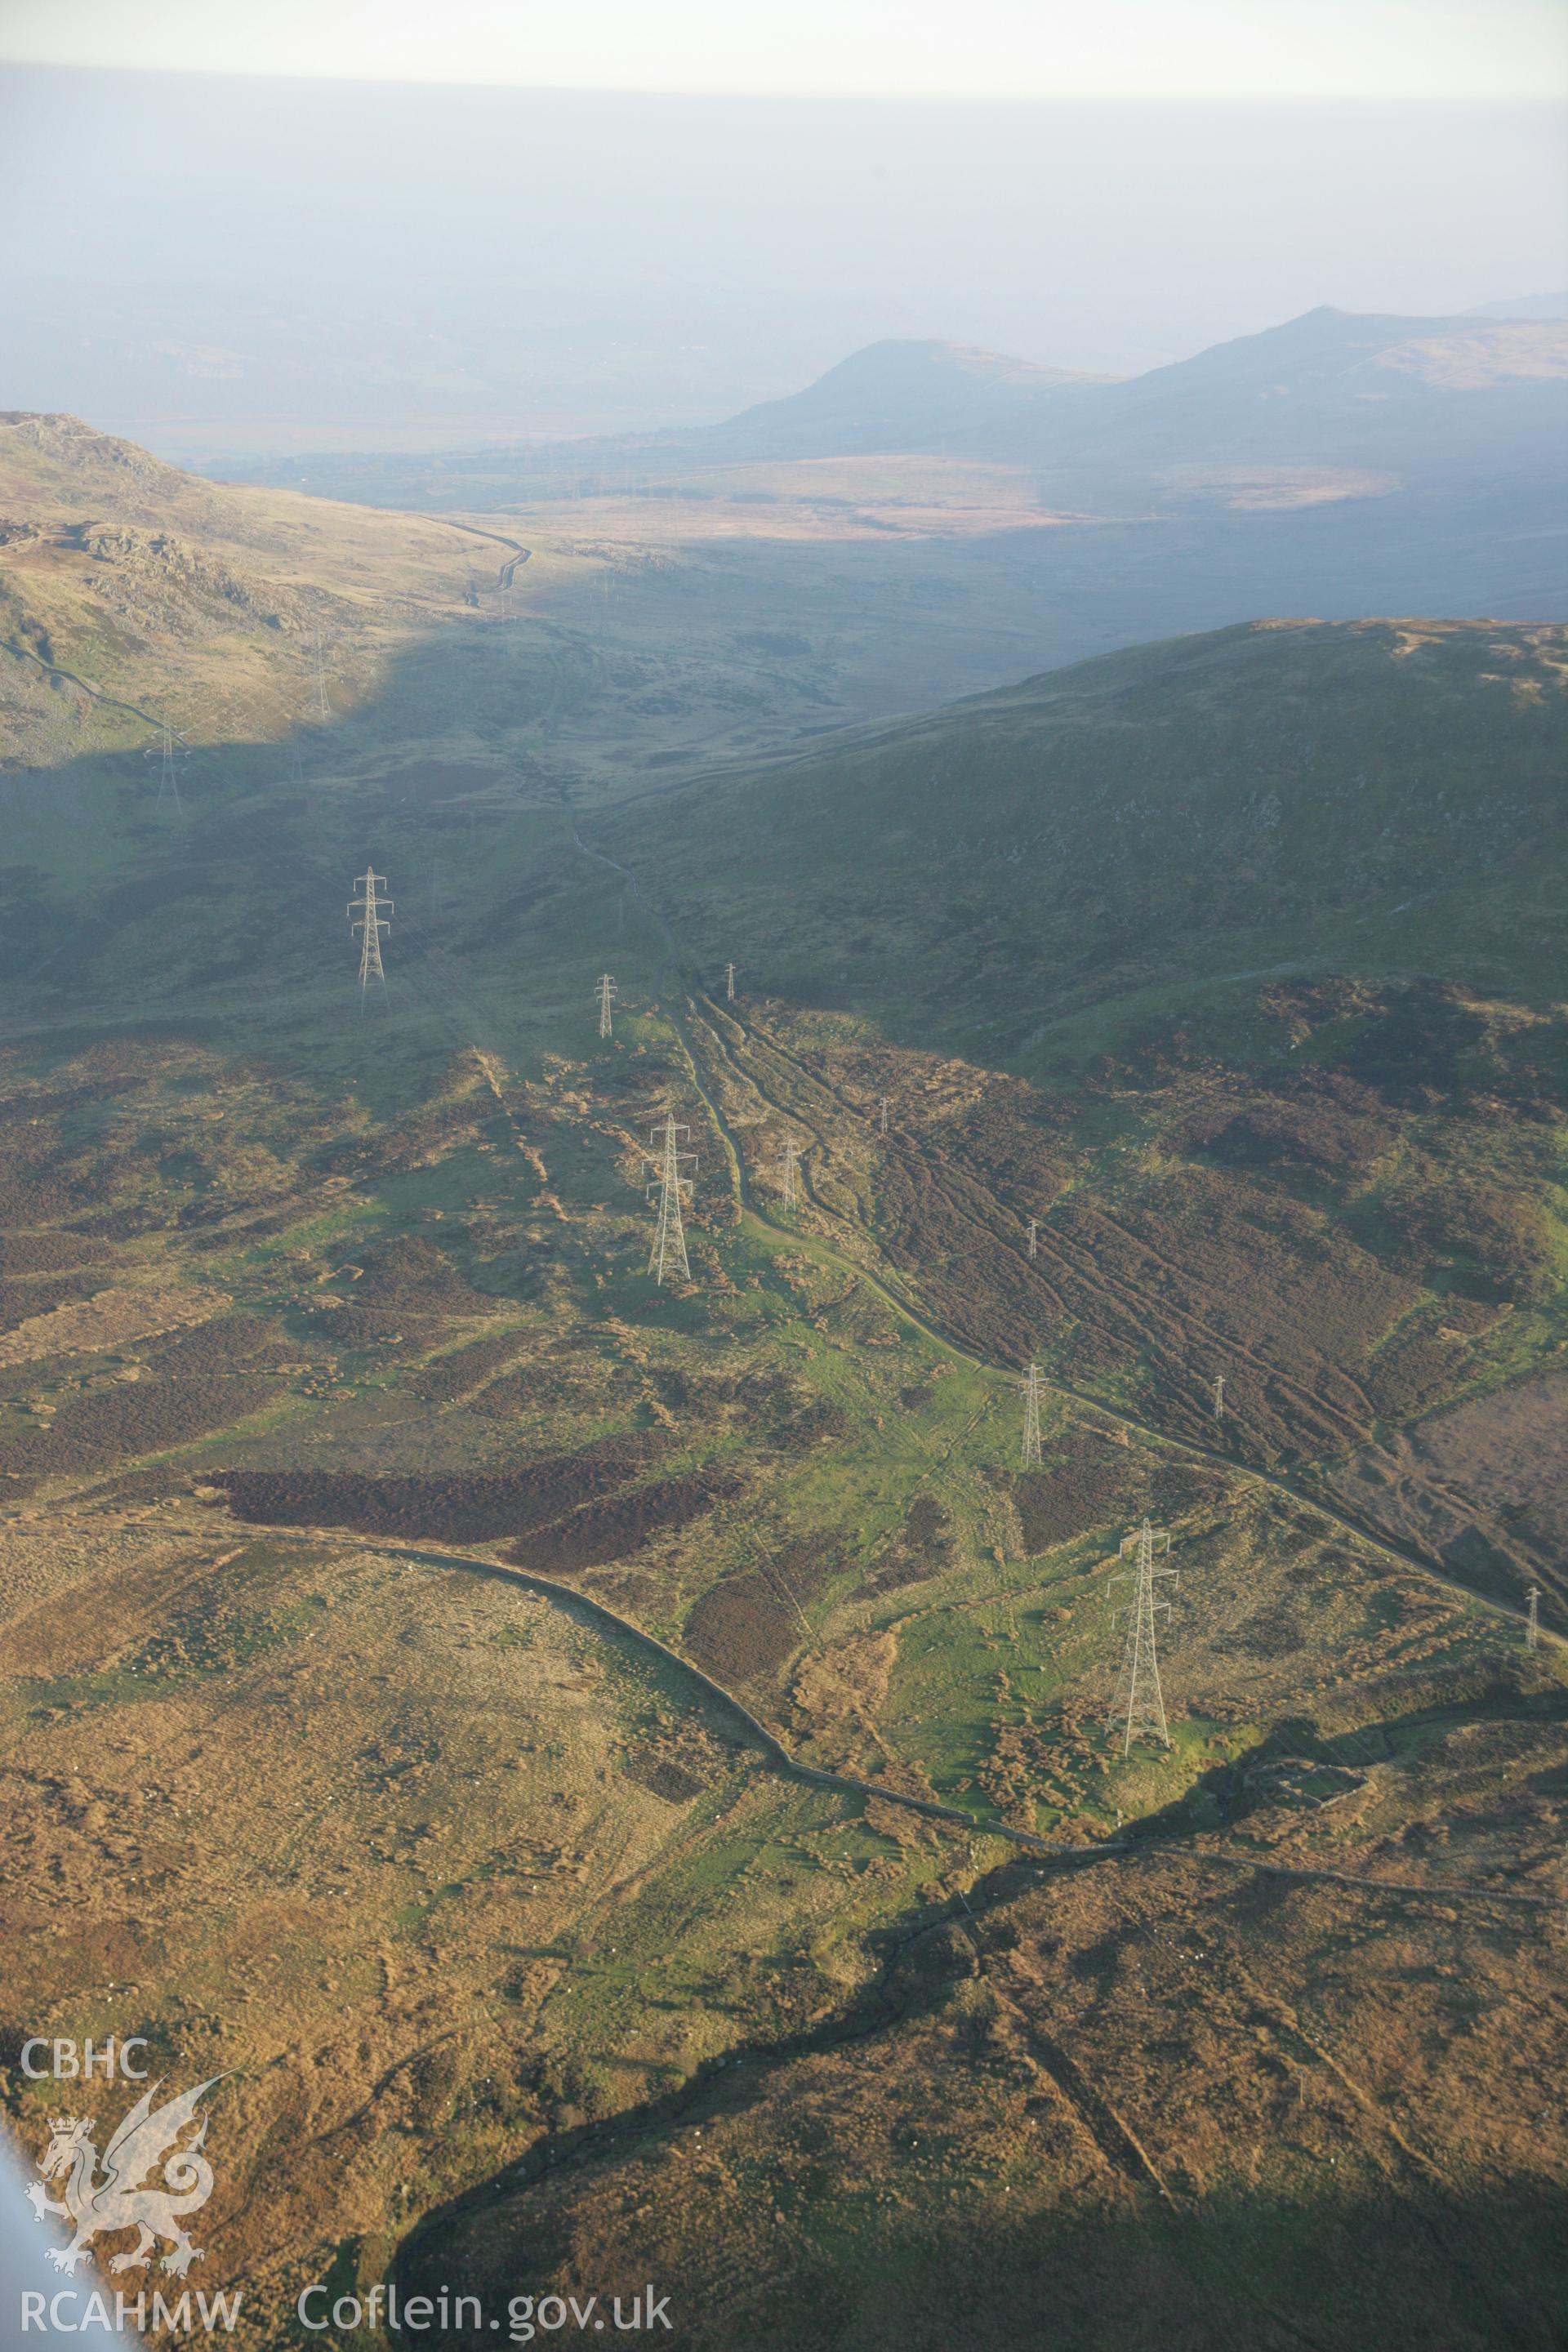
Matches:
[[599, 617, 1568, 1045]]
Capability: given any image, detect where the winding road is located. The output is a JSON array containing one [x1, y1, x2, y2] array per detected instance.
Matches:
[[258, 1528, 1561, 1912]]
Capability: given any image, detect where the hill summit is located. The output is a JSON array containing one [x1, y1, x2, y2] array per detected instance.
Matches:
[[700, 338, 1114, 458]]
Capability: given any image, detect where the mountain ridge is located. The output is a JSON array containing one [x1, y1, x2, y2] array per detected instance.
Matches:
[[213, 303, 1568, 501]]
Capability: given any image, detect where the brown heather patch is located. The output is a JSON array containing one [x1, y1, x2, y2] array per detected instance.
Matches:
[[1178, 1071, 1398, 1175], [350, 1234, 508, 1318], [0, 1272, 103, 1331], [684, 1536, 843, 1686], [866, 1494, 956, 1592], [406, 1329, 529, 1405], [507, 1470, 744, 1575], [209, 1431, 670, 1544], [1013, 1445, 1143, 1552], [0, 1232, 114, 1274], [683, 1573, 800, 1683]]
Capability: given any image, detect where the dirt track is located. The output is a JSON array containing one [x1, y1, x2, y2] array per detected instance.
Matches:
[[253, 1524, 1566, 1917], [257, 1522, 1113, 1861]]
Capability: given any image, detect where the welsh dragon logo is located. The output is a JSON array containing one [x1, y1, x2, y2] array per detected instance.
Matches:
[[25, 2077, 225, 2278]]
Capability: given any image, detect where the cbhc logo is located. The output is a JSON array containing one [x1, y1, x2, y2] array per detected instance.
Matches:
[[19, 2039, 150, 2081]]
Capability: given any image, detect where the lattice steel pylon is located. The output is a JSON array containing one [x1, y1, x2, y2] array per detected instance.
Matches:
[[1021, 1361, 1045, 1468], [1526, 1586, 1541, 1650], [155, 724, 182, 813], [879, 1097, 889, 1136], [1111, 1519, 1176, 1754], [1214, 1374, 1226, 1420], [595, 972, 618, 1039], [348, 868, 392, 1007], [1027, 1218, 1039, 1261], [646, 1115, 697, 1285], [779, 1136, 802, 1209], [725, 962, 736, 1002]]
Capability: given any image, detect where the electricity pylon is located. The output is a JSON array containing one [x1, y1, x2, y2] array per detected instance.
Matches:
[[311, 625, 332, 724], [725, 962, 736, 1002], [151, 719, 184, 813], [155, 724, 182, 812], [779, 1137, 802, 1209], [1021, 1361, 1045, 1468], [595, 971, 618, 1039], [1214, 1375, 1226, 1420], [349, 869, 392, 1006], [879, 1097, 889, 1136], [646, 1115, 697, 1285], [1526, 1586, 1541, 1650], [1027, 1218, 1039, 1261], [1111, 1520, 1176, 1754], [287, 738, 305, 786]]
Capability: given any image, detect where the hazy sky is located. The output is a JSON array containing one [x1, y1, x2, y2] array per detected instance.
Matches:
[[1, 11, 1564, 457], [2, 0, 1566, 100]]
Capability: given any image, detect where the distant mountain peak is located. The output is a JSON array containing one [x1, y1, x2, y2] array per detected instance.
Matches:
[[697, 336, 1115, 460], [802, 337, 1107, 390]]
